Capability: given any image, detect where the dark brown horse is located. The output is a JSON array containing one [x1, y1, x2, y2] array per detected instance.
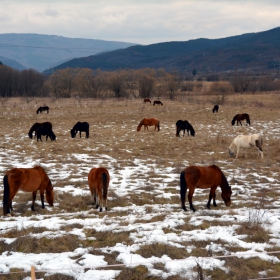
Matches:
[[3, 166, 54, 216], [231, 113, 250, 126], [212, 105, 219, 113], [180, 165, 232, 212], [176, 120, 195, 137], [153, 100, 163, 106], [137, 118, 160, 131], [88, 167, 110, 212], [144, 98, 151, 104], [28, 122, 53, 139], [36, 106, 49, 114]]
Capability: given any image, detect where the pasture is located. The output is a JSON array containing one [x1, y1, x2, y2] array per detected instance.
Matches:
[[0, 93, 280, 279]]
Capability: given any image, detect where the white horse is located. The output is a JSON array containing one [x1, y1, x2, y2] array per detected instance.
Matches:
[[228, 134, 263, 159]]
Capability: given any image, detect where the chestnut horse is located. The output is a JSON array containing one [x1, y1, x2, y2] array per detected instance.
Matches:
[[88, 167, 110, 212], [3, 166, 54, 216], [28, 122, 52, 139], [137, 118, 160, 131], [180, 165, 232, 212], [228, 134, 263, 159], [144, 98, 151, 104], [36, 106, 49, 114], [231, 113, 250, 126], [153, 100, 163, 106]]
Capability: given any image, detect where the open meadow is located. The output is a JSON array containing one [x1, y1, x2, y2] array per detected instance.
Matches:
[[0, 93, 280, 280]]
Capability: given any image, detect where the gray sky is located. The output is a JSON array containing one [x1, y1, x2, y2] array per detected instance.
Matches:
[[0, 0, 279, 45]]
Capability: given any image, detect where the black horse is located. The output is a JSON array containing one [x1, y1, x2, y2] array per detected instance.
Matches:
[[176, 120, 195, 137], [153, 100, 163, 106], [36, 106, 49, 114], [71, 122, 89, 138], [231, 113, 251, 126], [28, 122, 52, 139], [212, 105, 219, 113], [36, 127, 56, 142]]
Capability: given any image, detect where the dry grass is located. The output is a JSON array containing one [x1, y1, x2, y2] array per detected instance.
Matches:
[[1, 93, 280, 279]]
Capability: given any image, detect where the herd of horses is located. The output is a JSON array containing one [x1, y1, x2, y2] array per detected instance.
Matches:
[[2, 102, 264, 216], [144, 99, 163, 106]]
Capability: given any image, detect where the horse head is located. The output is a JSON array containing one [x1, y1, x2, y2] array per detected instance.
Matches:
[[46, 180, 54, 206], [28, 132, 33, 139], [221, 186, 232, 207], [70, 129, 77, 138], [228, 148, 235, 157]]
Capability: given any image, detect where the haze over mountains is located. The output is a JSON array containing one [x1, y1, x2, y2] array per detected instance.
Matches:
[[1, 27, 280, 76], [0, 33, 136, 72]]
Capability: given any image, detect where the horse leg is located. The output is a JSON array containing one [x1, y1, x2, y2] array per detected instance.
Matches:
[[31, 190, 37, 211], [207, 188, 216, 209], [80, 131, 82, 138], [97, 189, 103, 212], [91, 188, 97, 205], [188, 188, 196, 212]]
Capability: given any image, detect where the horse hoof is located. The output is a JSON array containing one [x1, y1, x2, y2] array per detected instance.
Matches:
[[182, 206, 188, 211]]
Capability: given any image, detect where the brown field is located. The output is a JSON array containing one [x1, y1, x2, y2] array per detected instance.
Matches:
[[0, 93, 280, 279]]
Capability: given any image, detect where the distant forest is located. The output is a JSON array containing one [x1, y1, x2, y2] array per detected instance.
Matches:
[[0, 63, 280, 100]]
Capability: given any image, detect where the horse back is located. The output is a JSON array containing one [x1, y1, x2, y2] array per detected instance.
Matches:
[[88, 167, 110, 190], [185, 165, 222, 189]]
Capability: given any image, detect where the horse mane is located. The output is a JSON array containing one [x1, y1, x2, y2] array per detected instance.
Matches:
[[137, 119, 144, 130]]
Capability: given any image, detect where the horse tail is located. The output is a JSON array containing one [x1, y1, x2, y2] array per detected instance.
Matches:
[[180, 171, 187, 210], [3, 175, 10, 216], [102, 172, 108, 201], [256, 135, 263, 151]]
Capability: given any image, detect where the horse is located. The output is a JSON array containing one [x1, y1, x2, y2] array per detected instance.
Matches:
[[3, 166, 54, 216], [28, 122, 52, 139], [71, 122, 90, 138], [228, 134, 263, 159], [137, 118, 160, 131], [88, 167, 110, 212], [144, 98, 151, 104], [180, 165, 232, 212], [212, 105, 219, 113], [153, 100, 163, 106], [176, 120, 195, 137], [36, 106, 49, 114], [231, 113, 250, 126], [36, 127, 56, 142]]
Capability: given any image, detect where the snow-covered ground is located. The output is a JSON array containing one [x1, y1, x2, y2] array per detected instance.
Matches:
[[0, 101, 280, 279]]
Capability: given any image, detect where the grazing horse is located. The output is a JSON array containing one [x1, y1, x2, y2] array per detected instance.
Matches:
[[36, 106, 49, 114], [153, 100, 163, 106], [231, 113, 250, 126], [3, 166, 54, 216], [144, 98, 151, 104], [212, 105, 219, 113], [137, 118, 160, 131], [228, 134, 263, 159], [88, 167, 110, 212], [28, 122, 52, 139], [180, 165, 232, 212], [176, 120, 195, 137], [36, 127, 56, 142], [71, 122, 89, 138]]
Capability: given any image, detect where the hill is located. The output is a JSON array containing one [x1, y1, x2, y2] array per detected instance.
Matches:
[[0, 56, 27, 70], [0, 33, 136, 72], [46, 27, 280, 75]]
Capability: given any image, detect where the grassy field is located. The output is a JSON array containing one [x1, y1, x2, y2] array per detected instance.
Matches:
[[0, 93, 280, 279]]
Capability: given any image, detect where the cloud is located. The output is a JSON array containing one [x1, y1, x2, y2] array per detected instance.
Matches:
[[0, 0, 279, 44]]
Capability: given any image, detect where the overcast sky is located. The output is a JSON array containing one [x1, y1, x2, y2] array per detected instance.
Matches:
[[0, 0, 279, 45]]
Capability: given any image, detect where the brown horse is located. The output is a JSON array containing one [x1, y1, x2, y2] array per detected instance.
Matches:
[[231, 113, 250, 126], [88, 167, 110, 212], [28, 122, 53, 139], [153, 100, 163, 106], [144, 98, 151, 104], [137, 118, 160, 131], [180, 165, 232, 212], [3, 166, 54, 216]]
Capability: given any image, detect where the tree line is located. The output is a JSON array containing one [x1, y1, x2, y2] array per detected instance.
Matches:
[[0, 63, 280, 99]]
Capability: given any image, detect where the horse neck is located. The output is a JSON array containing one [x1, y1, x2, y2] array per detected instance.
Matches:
[[220, 172, 230, 192]]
